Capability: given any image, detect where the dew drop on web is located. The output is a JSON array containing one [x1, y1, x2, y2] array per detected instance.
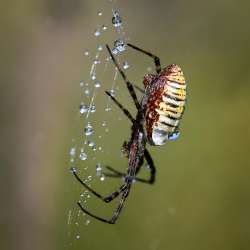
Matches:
[[102, 25, 108, 31], [85, 219, 91, 226], [94, 28, 101, 37], [84, 122, 93, 136], [94, 80, 101, 88], [84, 50, 90, 56], [123, 61, 129, 69], [96, 163, 102, 176], [79, 103, 88, 114], [68, 2, 131, 235], [79, 148, 87, 161], [112, 10, 122, 27]]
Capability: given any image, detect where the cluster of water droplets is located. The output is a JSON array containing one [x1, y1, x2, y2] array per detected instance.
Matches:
[[68, 3, 130, 238], [104, 8, 131, 112]]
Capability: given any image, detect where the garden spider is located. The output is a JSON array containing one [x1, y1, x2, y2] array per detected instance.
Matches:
[[72, 43, 187, 224]]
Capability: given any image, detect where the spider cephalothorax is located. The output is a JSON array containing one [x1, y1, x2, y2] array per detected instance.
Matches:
[[72, 43, 187, 224]]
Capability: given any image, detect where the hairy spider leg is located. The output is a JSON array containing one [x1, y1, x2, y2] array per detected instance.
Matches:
[[106, 44, 141, 111], [77, 163, 136, 224], [73, 171, 127, 203], [127, 43, 162, 74], [77, 183, 132, 224], [104, 91, 156, 183], [76, 122, 142, 224], [75, 45, 159, 223], [72, 92, 153, 206], [104, 148, 156, 184], [105, 91, 135, 123], [107, 147, 140, 224]]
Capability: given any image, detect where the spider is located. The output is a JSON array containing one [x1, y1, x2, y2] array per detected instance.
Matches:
[[72, 43, 187, 224]]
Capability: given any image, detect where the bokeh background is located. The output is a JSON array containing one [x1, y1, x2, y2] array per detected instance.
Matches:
[[1, 0, 250, 250]]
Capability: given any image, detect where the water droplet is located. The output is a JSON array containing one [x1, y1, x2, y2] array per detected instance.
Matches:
[[76, 234, 80, 239], [168, 131, 180, 141], [108, 89, 115, 97], [94, 29, 101, 37], [123, 61, 129, 69], [98, 146, 102, 151], [97, 11, 102, 16], [88, 140, 95, 147], [87, 194, 91, 199], [105, 107, 111, 112], [90, 104, 96, 113], [85, 219, 91, 225], [79, 149, 87, 161], [94, 80, 101, 88], [96, 163, 102, 176], [84, 88, 90, 95], [102, 121, 106, 127], [112, 10, 122, 27], [113, 39, 126, 54], [88, 141, 96, 151], [93, 59, 101, 65], [100, 175, 105, 181], [79, 103, 88, 114], [111, 48, 118, 55], [84, 123, 93, 136], [88, 175, 92, 181], [79, 80, 84, 87], [97, 45, 103, 51], [69, 166, 77, 173], [102, 25, 107, 31], [90, 74, 96, 80], [84, 50, 90, 56], [69, 147, 76, 157]]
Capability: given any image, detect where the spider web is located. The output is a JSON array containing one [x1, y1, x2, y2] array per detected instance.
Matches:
[[66, 0, 133, 246]]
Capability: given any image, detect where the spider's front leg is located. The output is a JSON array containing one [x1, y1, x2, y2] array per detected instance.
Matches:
[[127, 43, 161, 74], [106, 44, 141, 111]]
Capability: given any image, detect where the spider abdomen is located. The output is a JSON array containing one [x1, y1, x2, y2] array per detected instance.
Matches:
[[143, 64, 187, 146]]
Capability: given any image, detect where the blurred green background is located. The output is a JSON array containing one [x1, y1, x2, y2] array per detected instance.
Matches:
[[1, 0, 250, 250]]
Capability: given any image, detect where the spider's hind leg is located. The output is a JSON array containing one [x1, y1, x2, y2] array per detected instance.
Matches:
[[103, 148, 156, 184], [72, 170, 127, 203], [105, 91, 135, 123]]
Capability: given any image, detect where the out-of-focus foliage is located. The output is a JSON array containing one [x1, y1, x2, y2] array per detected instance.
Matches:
[[1, 1, 250, 250]]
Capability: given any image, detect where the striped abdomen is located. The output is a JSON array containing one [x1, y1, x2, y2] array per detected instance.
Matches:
[[142, 64, 187, 146]]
